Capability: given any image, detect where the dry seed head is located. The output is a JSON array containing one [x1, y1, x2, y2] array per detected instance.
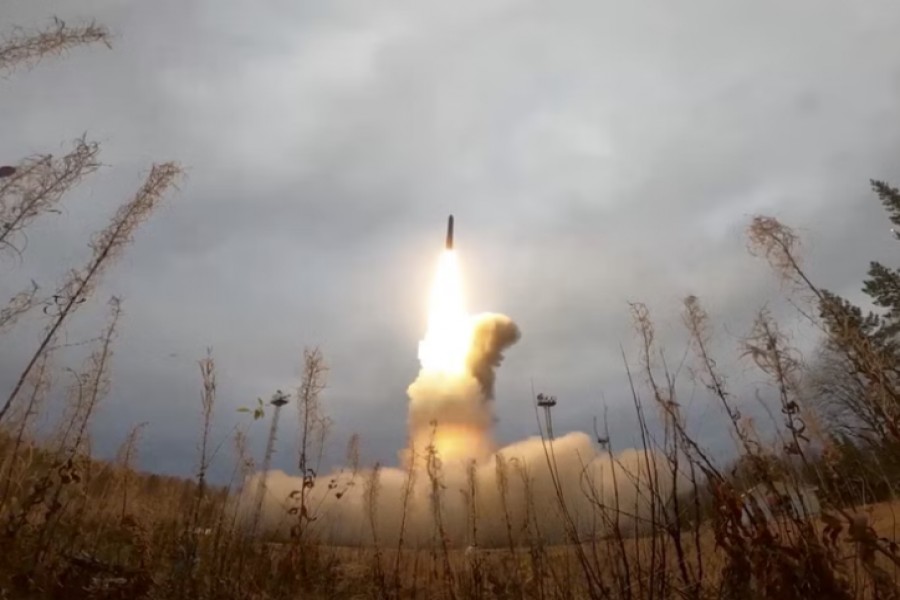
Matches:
[[88, 163, 181, 270], [0, 281, 40, 332], [682, 294, 710, 348], [747, 215, 802, 283], [0, 18, 111, 73], [0, 137, 101, 256]]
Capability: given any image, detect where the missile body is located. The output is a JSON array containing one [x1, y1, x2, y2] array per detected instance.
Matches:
[[446, 215, 454, 249]]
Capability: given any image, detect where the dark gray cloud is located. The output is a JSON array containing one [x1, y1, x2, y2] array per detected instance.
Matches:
[[2, 0, 900, 480]]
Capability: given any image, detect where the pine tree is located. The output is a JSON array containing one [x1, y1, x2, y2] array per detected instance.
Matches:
[[871, 180, 900, 226], [819, 181, 900, 346], [819, 180, 900, 350], [861, 181, 900, 337], [810, 181, 900, 444]]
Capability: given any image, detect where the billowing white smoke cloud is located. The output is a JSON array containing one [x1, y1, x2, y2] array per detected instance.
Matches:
[[404, 313, 520, 466], [236, 313, 682, 547]]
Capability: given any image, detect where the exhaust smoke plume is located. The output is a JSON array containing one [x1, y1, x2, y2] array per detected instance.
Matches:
[[405, 312, 519, 467], [238, 249, 678, 546]]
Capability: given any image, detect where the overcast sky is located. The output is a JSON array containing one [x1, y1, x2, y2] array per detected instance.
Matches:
[[2, 0, 900, 481]]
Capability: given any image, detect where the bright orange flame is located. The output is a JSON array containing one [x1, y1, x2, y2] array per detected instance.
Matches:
[[418, 250, 472, 374]]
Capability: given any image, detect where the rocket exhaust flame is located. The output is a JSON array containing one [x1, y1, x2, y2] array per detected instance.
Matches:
[[417, 249, 471, 375]]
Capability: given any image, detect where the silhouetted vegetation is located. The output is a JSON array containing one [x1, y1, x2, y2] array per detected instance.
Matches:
[[4, 10, 900, 600]]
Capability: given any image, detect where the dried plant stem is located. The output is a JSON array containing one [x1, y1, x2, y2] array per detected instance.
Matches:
[[0, 162, 181, 426]]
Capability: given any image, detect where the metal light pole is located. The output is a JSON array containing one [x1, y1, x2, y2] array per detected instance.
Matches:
[[251, 390, 290, 536], [536, 392, 557, 440]]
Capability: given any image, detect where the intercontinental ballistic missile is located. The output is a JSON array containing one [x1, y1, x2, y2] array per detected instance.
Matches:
[[446, 215, 454, 249]]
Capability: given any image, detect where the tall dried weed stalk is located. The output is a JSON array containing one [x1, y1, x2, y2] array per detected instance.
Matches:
[[0, 162, 181, 426]]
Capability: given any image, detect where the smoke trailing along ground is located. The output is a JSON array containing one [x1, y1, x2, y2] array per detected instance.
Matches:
[[245, 433, 670, 547], [237, 249, 681, 546]]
